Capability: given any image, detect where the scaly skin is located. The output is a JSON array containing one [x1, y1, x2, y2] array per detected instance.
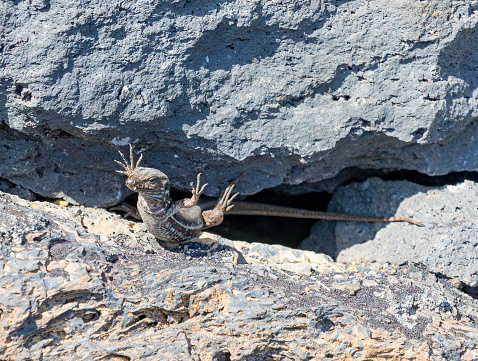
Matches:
[[115, 145, 238, 245]]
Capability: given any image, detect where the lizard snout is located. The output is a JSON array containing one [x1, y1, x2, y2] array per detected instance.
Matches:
[[126, 178, 137, 190]]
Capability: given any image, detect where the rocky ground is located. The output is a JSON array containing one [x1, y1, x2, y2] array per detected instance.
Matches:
[[1, 190, 478, 360]]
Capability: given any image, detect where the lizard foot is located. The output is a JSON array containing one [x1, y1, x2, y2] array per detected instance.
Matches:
[[214, 178, 239, 213], [201, 178, 239, 229], [183, 173, 208, 208]]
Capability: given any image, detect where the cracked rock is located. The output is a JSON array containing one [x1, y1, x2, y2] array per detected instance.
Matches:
[[1, 191, 478, 360]]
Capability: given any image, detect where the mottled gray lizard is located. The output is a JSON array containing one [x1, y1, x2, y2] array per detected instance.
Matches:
[[115, 146, 422, 245]]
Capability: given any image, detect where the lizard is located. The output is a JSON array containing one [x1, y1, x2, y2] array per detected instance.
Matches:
[[114, 145, 423, 245], [115, 145, 239, 245]]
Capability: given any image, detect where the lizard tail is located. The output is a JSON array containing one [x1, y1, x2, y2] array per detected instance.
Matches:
[[388, 217, 423, 226], [224, 202, 424, 226]]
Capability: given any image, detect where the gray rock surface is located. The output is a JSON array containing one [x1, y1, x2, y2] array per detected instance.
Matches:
[[1, 191, 478, 360], [2, 0, 478, 206], [302, 178, 478, 291]]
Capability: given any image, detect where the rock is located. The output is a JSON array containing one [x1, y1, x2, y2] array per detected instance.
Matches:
[[303, 178, 478, 292], [1, 191, 478, 360], [0, 179, 36, 201], [331, 280, 362, 296], [299, 219, 337, 256], [2, 0, 478, 205], [232, 241, 343, 276]]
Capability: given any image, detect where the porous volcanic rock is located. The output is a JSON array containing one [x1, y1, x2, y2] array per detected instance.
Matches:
[[1, 191, 478, 360], [1, 0, 478, 206], [302, 178, 478, 293]]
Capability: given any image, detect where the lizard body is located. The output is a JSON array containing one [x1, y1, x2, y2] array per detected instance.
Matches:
[[115, 146, 423, 245], [115, 146, 238, 244]]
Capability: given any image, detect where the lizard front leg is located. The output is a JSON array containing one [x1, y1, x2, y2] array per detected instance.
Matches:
[[202, 179, 239, 229], [179, 173, 208, 208]]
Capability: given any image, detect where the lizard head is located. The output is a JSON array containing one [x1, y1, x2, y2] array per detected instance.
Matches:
[[115, 145, 170, 196]]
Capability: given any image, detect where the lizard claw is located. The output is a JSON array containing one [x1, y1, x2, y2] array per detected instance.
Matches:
[[115, 144, 143, 176], [199, 183, 208, 195], [216, 181, 239, 213], [188, 173, 207, 206], [226, 192, 239, 207]]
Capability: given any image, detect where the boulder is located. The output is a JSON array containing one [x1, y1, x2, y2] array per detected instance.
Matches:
[[2, 0, 478, 205], [302, 178, 478, 292]]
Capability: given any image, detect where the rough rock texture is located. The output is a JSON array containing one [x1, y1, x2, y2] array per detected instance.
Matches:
[[2, 0, 478, 206], [2, 191, 478, 360], [302, 178, 478, 292]]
